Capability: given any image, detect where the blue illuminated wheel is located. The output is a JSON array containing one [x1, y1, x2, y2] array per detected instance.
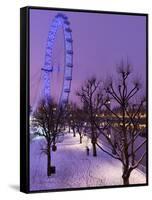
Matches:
[[41, 13, 73, 106]]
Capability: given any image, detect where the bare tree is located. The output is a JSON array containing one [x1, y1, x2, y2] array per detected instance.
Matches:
[[76, 77, 103, 156], [94, 61, 147, 185], [65, 102, 77, 136], [32, 98, 64, 176], [73, 107, 85, 143], [65, 102, 85, 142]]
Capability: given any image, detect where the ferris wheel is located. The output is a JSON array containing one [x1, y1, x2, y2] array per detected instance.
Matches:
[[41, 13, 73, 106]]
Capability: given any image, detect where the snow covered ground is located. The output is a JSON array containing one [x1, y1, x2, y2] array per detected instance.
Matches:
[[30, 132, 146, 191]]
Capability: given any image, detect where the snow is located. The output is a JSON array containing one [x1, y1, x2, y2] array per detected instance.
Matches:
[[30, 132, 146, 191]]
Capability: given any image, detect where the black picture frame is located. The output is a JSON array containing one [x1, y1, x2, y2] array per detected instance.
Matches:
[[20, 6, 148, 193]]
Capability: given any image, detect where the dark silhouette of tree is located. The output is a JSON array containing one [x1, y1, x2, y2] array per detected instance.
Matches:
[[66, 102, 77, 136], [32, 98, 64, 177], [72, 106, 85, 143], [94, 61, 146, 185], [76, 77, 103, 156], [65, 102, 85, 142]]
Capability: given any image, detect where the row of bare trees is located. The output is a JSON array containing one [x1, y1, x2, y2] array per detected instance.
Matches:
[[74, 62, 146, 185], [66, 103, 85, 143], [31, 61, 146, 185]]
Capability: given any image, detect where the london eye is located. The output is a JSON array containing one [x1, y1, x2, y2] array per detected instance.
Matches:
[[41, 13, 73, 106]]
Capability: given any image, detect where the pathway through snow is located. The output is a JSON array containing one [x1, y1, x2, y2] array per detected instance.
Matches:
[[30, 132, 146, 191]]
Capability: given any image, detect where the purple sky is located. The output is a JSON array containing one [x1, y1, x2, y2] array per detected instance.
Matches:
[[30, 9, 146, 106]]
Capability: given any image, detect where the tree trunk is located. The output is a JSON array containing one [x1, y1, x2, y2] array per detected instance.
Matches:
[[92, 142, 97, 156], [47, 142, 51, 177], [122, 168, 130, 185], [80, 135, 82, 143], [122, 174, 129, 185], [73, 128, 76, 137], [91, 137, 97, 156]]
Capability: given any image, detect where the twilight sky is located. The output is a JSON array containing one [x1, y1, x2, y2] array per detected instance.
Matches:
[[30, 9, 147, 106]]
